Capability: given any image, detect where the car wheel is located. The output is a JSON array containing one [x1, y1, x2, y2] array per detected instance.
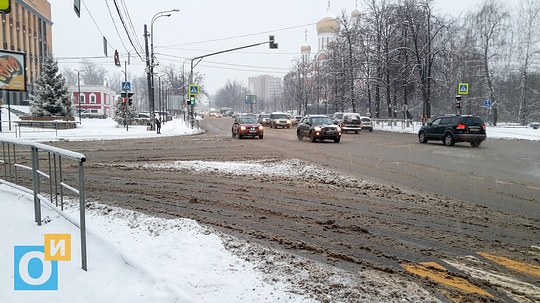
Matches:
[[238, 134, 243, 139], [369, 129, 373, 132], [418, 131, 427, 143], [309, 131, 317, 142], [470, 141, 481, 147], [334, 137, 341, 143], [297, 131, 303, 141], [259, 134, 264, 139], [444, 133, 455, 146], [232, 129, 236, 138], [355, 130, 358, 134]]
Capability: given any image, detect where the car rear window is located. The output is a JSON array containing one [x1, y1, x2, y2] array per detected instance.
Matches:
[[240, 118, 258, 124], [273, 114, 289, 119], [462, 117, 484, 126]]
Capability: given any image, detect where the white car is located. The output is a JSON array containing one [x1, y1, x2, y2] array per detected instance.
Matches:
[[360, 116, 373, 132]]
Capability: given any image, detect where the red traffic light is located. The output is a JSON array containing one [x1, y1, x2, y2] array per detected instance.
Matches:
[[122, 98, 126, 103]]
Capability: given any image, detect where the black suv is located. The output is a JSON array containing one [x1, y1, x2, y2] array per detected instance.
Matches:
[[297, 115, 342, 143], [418, 115, 486, 147]]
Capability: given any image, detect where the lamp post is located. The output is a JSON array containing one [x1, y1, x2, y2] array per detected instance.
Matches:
[[149, 9, 179, 128], [73, 68, 85, 121]]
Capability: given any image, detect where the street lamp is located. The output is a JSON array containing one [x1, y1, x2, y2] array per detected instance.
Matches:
[[72, 68, 85, 121], [149, 9, 179, 127]]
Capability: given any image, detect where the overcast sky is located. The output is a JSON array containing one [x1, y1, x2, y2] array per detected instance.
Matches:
[[49, 0, 517, 96]]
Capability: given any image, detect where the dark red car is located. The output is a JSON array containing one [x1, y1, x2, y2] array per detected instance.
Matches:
[[232, 116, 264, 139]]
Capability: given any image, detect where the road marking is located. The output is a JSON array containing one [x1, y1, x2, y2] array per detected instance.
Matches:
[[478, 252, 540, 277], [470, 176, 484, 180], [526, 185, 540, 190], [444, 256, 540, 301], [401, 262, 492, 298], [495, 180, 513, 185]]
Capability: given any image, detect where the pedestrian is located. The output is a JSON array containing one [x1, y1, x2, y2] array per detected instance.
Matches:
[[156, 115, 162, 134]]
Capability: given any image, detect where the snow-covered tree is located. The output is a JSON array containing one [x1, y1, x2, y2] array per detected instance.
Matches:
[[29, 56, 72, 117], [113, 96, 136, 125]]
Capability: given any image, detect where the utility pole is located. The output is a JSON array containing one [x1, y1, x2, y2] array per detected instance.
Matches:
[[144, 24, 154, 130]]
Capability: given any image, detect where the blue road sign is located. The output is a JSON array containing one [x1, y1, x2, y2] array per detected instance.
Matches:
[[121, 82, 131, 91], [458, 83, 469, 95], [484, 100, 492, 107], [189, 84, 200, 96]]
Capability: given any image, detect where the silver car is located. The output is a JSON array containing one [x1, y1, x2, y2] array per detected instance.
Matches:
[[360, 116, 373, 132]]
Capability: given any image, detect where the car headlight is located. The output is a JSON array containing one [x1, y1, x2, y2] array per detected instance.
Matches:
[[336, 127, 341, 132], [240, 126, 246, 131], [287, 120, 291, 124], [314, 127, 322, 131], [258, 126, 264, 130]]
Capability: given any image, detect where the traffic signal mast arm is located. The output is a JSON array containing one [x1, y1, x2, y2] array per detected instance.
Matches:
[[189, 36, 278, 83]]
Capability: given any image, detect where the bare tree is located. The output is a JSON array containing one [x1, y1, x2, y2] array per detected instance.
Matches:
[[467, 0, 509, 123], [515, 0, 540, 124]]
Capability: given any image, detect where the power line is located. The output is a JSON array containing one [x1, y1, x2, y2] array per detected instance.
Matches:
[[161, 22, 317, 48], [104, 0, 130, 54], [80, 0, 115, 50], [112, 0, 145, 62]]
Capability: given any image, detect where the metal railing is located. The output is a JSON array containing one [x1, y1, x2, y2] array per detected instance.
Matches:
[[0, 138, 88, 271]]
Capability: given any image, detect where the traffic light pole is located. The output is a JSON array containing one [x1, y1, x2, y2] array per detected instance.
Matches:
[[188, 37, 278, 127]]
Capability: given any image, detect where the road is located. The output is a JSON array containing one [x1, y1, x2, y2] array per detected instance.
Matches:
[[50, 117, 540, 302]]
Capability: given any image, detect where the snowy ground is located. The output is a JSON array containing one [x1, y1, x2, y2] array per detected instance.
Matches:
[[1, 107, 538, 302]]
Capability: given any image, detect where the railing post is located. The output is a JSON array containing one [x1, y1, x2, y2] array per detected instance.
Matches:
[[31, 147, 41, 226], [78, 161, 87, 271]]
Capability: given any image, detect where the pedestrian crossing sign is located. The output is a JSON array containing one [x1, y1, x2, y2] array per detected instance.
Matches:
[[189, 84, 200, 96], [458, 83, 469, 95]]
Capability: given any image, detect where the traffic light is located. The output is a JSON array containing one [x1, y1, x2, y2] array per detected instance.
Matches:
[[114, 50, 121, 67], [269, 35, 278, 49], [122, 98, 126, 104], [455, 95, 462, 109], [187, 95, 195, 105], [127, 92, 133, 106], [0, 0, 11, 13]]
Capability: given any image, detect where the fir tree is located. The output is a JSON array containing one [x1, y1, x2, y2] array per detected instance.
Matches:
[[30, 56, 72, 117], [113, 96, 136, 125]]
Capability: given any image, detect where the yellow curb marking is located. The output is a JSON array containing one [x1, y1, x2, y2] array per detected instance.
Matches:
[[478, 252, 540, 277], [401, 262, 492, 298]]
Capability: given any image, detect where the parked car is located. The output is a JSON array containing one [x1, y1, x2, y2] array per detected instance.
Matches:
[[418, 115, 486, 147], [232, 116, 264, 139], [337, 113, 362, 134], [297, 115, 342, 143], [81, 109, 107, 119], [269, 112, 292, 128], [133, 112, 150, 125], [257, 113, 271, 126], [360, 116, 373, 132]]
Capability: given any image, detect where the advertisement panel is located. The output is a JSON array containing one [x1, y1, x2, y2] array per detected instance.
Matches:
[[0, 50, 26, 92]]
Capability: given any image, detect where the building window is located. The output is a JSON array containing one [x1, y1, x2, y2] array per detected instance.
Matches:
[[79, 94, 86, 104], [90, 93, 96, 104]]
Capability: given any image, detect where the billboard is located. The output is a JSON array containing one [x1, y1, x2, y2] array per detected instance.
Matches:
[[0, 50, 26, 92]]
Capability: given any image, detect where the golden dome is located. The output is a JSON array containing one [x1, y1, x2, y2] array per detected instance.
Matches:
[[301, 43, 312, 52], [316, 16, 340, 34]]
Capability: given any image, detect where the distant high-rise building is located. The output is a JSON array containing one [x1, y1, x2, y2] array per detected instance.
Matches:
[[248, 75, 282, 110]]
